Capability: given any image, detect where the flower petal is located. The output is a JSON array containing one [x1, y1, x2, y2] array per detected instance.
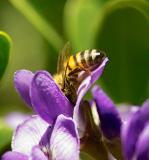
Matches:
[[2, 151, 28, 160], [50, 114, 80, 160], [14, 70, 34, 107], [122, 99, 149, 160], [77, 57, 108, 99], [90, 57, 108, 85], [73, 57, 108, 136], [30, 146, 48, 160], [73, 76, 90, 137], [136, 122, 149, 160], [5, 112, 29, 130], [92, 85, 121, 139], [12, 115, 49, 156], [30, 71, 73, 124], [39, 126, 53, 153], [117, 104, 139, 122]]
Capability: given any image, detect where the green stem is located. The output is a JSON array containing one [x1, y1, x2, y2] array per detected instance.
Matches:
[[80, 101, 109, 160], [9, 0, 64, 51]]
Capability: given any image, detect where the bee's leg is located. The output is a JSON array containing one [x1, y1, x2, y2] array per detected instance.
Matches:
[[68, 67, 81, 76], [80, 66, 91, 75], [69, 75, 78, 84], [77, 67, 92, 83]]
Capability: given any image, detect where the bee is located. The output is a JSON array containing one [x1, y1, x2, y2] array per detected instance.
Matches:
[[53, 43, 106, 104]]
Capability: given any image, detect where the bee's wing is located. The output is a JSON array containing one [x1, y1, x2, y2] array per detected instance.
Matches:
[[57, 42, 72, 89], [57, 42, 72, 73]]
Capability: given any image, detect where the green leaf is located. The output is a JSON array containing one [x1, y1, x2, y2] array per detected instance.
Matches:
[[0, 119, 12, 155], [9, 0, 65, 51], [0, 31, 11, 79], [64, 0, 149, 104], [95, 0, 149, 104], [28, 0, 67, 36], [9, 0, 68, 74]]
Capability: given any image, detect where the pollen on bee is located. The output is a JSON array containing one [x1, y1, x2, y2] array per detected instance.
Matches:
[[53, 73, 63, 89]]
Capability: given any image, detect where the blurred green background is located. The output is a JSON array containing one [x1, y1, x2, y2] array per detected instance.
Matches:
[[0, 0, 149, 155]]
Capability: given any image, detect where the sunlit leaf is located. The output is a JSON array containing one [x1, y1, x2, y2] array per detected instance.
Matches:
[[0, 31, 11, 79], [64, 0, 104, 51]]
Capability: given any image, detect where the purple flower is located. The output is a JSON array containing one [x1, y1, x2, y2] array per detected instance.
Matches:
[[122, 99, 149, 160], [92, 85, 123, 159], [5, 57, 108, 160], [2, 114, 80, 160], [6, 53, 149, 160], [14, 58, 108, 135], [92, 85, 122, 140], [92, 85, 149, 160]]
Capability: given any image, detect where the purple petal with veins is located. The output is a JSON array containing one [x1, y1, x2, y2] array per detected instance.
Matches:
[[31, 146, 48, 160], [92, 85, 121, 140], [30, 71, 73, 124], [135, 122, 149, 160], [14, 70, 34, 107], [50, 114, 80, 160], [122, 99, 149, 160], [12, 115, 49, 156]]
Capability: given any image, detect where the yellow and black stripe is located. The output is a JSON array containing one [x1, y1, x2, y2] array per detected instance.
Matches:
[[64, 49, 106, 73]]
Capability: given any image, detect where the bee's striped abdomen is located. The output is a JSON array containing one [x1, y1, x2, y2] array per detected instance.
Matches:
[[65, 49, 106, 73], [77, 49, 105, 68], [67, 55, 79, 71], [80, 49, 94, 67]]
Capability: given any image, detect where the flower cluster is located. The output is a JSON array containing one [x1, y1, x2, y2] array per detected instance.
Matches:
[[92, 85, 149, 160], [2, 70, 79, 160], [2, 56, 108, 160], [2, 55, 149, 160]]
